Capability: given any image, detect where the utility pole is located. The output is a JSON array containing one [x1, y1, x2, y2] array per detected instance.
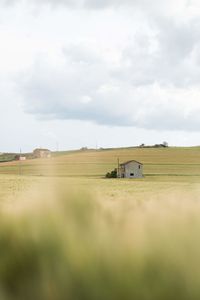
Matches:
[[56, 142, 59, 152], [19, 148, 22, 176], [117, 157, 120, 178]]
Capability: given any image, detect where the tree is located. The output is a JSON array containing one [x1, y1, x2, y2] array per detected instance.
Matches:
[[163, 141, 168, 147]]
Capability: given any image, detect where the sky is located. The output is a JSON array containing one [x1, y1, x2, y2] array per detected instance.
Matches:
[[1, 0, 200, 152]]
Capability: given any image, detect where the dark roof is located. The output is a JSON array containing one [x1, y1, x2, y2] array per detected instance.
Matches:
[[120, 160, 143, 166]]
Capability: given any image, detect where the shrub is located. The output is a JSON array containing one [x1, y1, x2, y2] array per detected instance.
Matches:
[[106, 169, 117, 178]]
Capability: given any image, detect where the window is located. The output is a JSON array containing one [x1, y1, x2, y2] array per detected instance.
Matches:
[[130, 173, 134, 176], [138, 165, 141, 169]]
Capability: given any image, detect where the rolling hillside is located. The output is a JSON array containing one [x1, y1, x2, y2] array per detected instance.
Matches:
[[0, 147, 200, 178]]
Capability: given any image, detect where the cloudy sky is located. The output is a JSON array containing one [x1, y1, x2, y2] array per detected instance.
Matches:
[[1, 0, 200, 152]]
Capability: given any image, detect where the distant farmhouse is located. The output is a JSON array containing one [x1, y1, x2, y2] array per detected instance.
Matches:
[[15, 155, 26, 161], [118, 160, 143, 179], [33, 148, 51, 159]]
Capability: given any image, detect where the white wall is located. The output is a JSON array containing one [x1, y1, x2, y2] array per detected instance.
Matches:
[[124, 162, 143, 178]]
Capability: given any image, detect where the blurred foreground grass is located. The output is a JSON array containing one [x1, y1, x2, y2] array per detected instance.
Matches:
[[0, 177, 200, 299]]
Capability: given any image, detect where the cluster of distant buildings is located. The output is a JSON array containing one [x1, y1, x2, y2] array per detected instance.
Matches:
[[15, 148, 51, 161]]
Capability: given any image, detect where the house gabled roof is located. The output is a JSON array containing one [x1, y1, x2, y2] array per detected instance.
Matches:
[[120, 160, 143, 166]]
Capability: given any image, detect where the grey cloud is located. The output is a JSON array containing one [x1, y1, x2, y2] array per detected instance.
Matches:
[[63, 45, 101, 64], [19, 41, 200, 131], [10, 0, 200, 131], [157, 17, 198, 62], [0, 0, 189, 11], [0, 0, 128, 8], [0, 0, 141, 8], [112, 17, 200, 88]]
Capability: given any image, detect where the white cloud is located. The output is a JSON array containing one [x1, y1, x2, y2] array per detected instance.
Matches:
[[1, 0, 199, 22], [1, 0, 200, 151], [19, 40, 200, 131]]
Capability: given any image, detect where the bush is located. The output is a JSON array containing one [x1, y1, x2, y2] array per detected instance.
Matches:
[[106, 169, 117, 178]]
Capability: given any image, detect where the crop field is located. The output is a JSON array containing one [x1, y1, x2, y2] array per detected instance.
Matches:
[[0, 147, 200, 299], [1, 146, 200, 177], [1, 146, 200, 203]]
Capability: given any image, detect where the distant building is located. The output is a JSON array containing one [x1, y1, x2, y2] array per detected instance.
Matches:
[[20, 156, 26, 161], [118, 160, 143, 178], [33, 148, 51, 159], [15, 155, 26, 161], [80, 147, 88, 151]]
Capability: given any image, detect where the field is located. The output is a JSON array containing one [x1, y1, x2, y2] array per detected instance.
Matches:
[[1, 146, 200, 203], [0, 147, 200, 299]]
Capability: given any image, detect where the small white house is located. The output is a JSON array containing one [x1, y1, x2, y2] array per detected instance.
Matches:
[[15, 155, 26, 161], [118, 160, 143, 178], [19, 156, 26, 161]]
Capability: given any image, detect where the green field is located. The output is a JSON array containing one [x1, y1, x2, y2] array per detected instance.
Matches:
[[0, 146, 200, 203], [1, 146, 200, 177], [0, 147, 200, 299]]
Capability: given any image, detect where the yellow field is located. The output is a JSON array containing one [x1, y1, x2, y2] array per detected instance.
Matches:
[[0, 146, 200, 200], [1, 147, 200, 177], [0, 147, 200, 299]]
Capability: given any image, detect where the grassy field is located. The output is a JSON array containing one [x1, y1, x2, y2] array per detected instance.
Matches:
[[1, 146, 200, 177], [0, 147, 200, 299], [1, 146, 200, 202]]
